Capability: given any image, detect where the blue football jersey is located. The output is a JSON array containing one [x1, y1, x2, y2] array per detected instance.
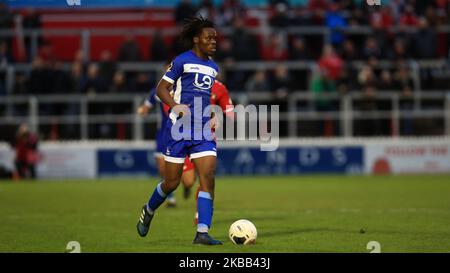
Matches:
[[162, 50, 218, 140]]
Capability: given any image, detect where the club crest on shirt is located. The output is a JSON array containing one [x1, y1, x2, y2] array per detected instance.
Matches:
[[194, 73, 214, 90]]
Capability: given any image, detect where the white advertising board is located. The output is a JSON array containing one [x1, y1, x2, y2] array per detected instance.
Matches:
[[0, 144, 15, 171], [37, 146, 96, 179], [365, 143, 450, 174]]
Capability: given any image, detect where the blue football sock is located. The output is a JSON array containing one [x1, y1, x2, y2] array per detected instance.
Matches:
[[197, 191, 213, 233], [147, 182, 167, 214]]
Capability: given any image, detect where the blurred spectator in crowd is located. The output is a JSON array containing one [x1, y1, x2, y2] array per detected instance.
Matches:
[[348, 5, 369, 26], [230, 17, 260, 61], [83, 63, 107, 95], [171, 26, 187, 57], [262, 33, 288, 61], [214, 36, 234, 63], [271, 64, 291, 136], [36, 41, 55, 63], [216, 0, 246, 27], [0, 2, 14, 60], [150, 30, 169, 61], [98, 50, 116, 88], [289, 5, 311, 26], [310, 68, 338, 136], [133, 72, 153, 92], [175, 0, 197, 25], [400, 4, 419, 26], [362, 37, 382, 60], [377, 69, 395, 91], [311, 68, 336, 111], [370, 6, 394, 29], [109, 71, 127, 93], [325, 3, 347, 48], [318, 44, 344, 81], [118, 35, 142, 62], [358, 65, 377, 89], [271, 64, 291, 100], [412, 17, 437, 59], [245, 69, 270, 92], [356, 86, 382, 136], [0, 3, 14, 29], [399, 82, 414, 135], [269, 2, 291, 29], [197, 0, 216, 22], [61, 62, 84, 136], [308, 0, 328, 25], [346, 6, 369, 49], [340, 39, 359, 61], [13, 73, 28, 95], [74, 49, 87, 67], [13, 123, 39, 180], [0, 40, 10, 95], [27, 56, 52, 94], [69, 61, 85, 94], [22, 8, 43, 61], [215, 36, 239, 91], [387, 0, 404, 22], [336, 67, 354, 95], [388, 38, 410, 60], [0, 40, 12, 66], [118, 36, 141, 91], [393, 64, 414, 91], [289, 36, 309, 60], [51, 61, 71, 94], [424, 5, 438, 27]]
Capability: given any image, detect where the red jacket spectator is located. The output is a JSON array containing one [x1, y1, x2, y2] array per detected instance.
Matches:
[[262, 34, 288, 61], [371, 7, 394, 29], [400, 5, 419, 26], [318, 45, 344, 81]]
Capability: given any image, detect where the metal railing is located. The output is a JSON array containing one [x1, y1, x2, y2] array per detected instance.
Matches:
[[0, 58, 437, 96], [1, 91, 449, 140]]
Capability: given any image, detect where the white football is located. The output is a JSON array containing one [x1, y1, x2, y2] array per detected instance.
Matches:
[[229, 219, 257, 245]]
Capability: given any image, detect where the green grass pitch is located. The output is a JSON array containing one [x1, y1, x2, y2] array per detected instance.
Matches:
[[1, 175, 450, 253]]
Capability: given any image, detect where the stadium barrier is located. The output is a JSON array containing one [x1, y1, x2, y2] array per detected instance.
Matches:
[[1, 138, 449, 178], [1, 92, 449, 140]]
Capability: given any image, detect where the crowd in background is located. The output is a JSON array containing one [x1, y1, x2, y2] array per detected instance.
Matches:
[[1, 0, 450, 140]]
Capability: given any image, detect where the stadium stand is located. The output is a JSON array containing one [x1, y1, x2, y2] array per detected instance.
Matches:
[[1, 0, 450, 143]]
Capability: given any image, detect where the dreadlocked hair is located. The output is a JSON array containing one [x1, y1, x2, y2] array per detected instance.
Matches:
[[180, 16, 215, 50]]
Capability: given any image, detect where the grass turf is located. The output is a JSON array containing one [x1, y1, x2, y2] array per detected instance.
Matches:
[[1, 175, 450, 253]]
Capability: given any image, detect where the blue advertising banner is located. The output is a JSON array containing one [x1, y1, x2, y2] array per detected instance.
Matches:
[[216, 146, 364, 175], [6, 0, 177, 8], [5, 0, 276, 9], [97, 149, 158, 177], [97, 146, 364, 177]]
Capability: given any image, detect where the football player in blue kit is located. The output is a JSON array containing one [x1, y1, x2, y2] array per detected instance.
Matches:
[[137, 17, 222, 245]]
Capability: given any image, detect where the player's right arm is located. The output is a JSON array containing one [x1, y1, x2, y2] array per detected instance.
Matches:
[[156, 79, 177, 109], [156, 58, 189, 118]]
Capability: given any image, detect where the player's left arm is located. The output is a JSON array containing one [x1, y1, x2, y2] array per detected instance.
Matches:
[[137, 91, 156, 116]]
